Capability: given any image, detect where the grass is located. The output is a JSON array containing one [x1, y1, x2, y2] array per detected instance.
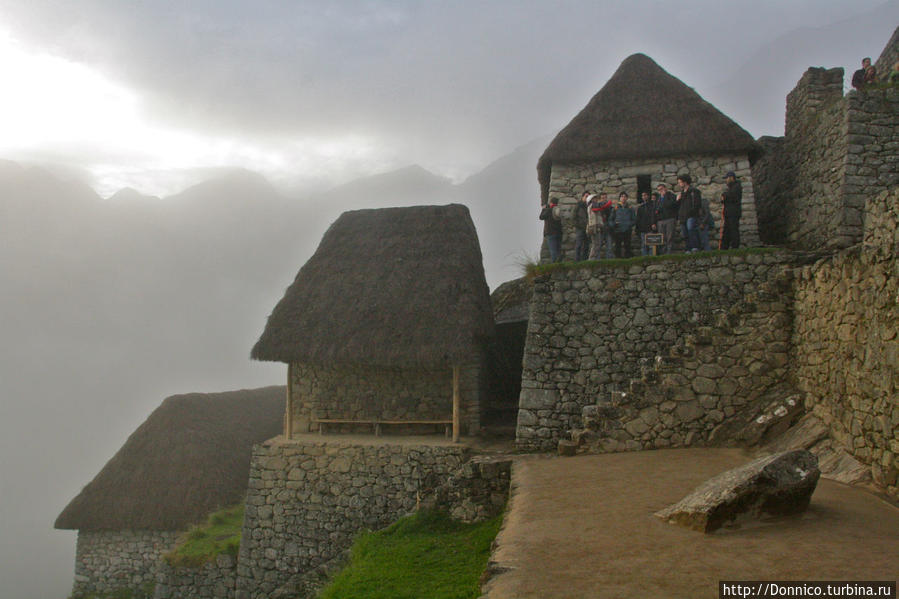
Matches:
[[523, 247, 781, 279], [163, 504, 244, 568], [317, 510, 503, 599]]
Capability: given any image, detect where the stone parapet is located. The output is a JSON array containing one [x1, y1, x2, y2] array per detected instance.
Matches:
[[154, 555, 237, 599]]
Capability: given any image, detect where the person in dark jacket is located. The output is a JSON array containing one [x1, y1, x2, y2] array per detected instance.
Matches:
[[609, 192, 636, 258], [655, 183, 678, 255], [677, 174, 704, 252], [635, 191, 658, 256], [573, 191, 591, 261], [719, 171, 742, 249], [540, 199, 563, 262], [852, 57, 876, 90]]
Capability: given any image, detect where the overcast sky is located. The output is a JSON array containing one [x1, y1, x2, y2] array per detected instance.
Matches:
[[1, 0, 896, 198]]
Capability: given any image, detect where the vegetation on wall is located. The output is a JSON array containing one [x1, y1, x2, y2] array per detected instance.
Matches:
[[164, 504, 244, 568], [318, 510, 503, 599]]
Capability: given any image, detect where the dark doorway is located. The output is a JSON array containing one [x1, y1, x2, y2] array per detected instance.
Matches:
[[483, 320, 528, 436], [637, 174, 652, 199]]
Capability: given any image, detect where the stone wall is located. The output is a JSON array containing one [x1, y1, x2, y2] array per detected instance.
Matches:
[[517, 251, 800, 451], [874, 25, 899, 78], [155, 555, 237, 599], [793, 188, 899, 499], [753, 67, 899, 251], [71, 530, 178, 598], [235, 439, 472, 599], [289, 360, 483, 435], [543, 153, 760, 260]]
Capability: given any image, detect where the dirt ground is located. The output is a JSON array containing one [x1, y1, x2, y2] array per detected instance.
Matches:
[[483, 448, 899, 599]]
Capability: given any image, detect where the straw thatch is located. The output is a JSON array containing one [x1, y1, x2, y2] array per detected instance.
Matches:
[[251, 204, 495, 367], [537, 53, 761, 202], [54, 387, 284, 531]]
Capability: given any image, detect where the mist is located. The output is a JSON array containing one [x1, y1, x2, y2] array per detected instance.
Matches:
[[1, 2, 898, 597]]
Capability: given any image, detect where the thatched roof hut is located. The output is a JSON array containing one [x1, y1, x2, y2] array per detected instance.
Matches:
[[251, 204, 495, 369], [55, 386, 284, 531], [537, 53, 760, 202]]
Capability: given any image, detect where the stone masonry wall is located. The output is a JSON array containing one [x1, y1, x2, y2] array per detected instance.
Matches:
[[793, 188, 899, 499], [289, 360, 482, 435], [235, 439, 471, 599], [753, 67, 899, 251], [517, 252, 799, 451], [544, 153, 759, 260], [154, 555, 237, 599], [71, 530, 178, 598]]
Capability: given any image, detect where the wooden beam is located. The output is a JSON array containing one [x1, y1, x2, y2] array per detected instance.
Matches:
[[285, 363, 294, 440], [452, 365, 460, 443]]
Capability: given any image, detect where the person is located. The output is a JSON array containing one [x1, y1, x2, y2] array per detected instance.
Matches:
[[573, 191, 591, 261], [655, 183, 679, 255], [719, 171, 742, 249], [852, 57, 875, 90], [677, 174, 704, 252], [587, 192, 614, 260], [635, 191, 658, 256], [609, 192, 636, 258], [539, 198, 563, 262]]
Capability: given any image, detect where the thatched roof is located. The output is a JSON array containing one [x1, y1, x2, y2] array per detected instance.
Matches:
[[537, 53, 760, 202], [251, 204, 495, 367], [55, 387, 284, 531]]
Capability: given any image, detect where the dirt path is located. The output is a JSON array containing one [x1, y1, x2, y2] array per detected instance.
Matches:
[[483, 449, 899, 599]]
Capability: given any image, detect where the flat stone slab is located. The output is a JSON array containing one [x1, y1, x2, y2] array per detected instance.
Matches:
[[655, 450, 820, 533]]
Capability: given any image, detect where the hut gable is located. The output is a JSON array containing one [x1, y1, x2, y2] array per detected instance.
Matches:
[[537, 53, 760, 202], [54, 387, 284, 531], [251, 204, 495, 368]]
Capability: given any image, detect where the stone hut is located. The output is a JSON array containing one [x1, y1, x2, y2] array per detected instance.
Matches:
[[251, 204, 495, 441], [537, 53, 761, 257], [54, 387, 284, 598]]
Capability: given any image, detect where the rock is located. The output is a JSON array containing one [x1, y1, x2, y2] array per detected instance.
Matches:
[[558, 440, 578, 456], [655, 450, 820, 533]]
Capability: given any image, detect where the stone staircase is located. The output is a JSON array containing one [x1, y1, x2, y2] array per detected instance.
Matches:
[[561, 277, 804, 455]]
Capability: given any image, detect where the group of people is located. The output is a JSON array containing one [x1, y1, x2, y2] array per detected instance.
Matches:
[[540, 172, 743, 262], [851, 56, 899, 90]]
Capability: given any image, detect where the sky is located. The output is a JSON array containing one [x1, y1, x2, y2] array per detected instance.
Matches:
[[1, 0, 896, 198], [1, 3, 898, 599]]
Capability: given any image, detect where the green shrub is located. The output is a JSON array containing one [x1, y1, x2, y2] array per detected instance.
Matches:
[[164, 504, 244, 568]]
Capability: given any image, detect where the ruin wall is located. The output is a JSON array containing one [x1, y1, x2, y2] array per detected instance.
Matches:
[[753, 69, 899, 251], [517, 251, 800, 451], [793, 188, 899, 498], [234, 439, 508, 599], [70, 530, 178, 598]]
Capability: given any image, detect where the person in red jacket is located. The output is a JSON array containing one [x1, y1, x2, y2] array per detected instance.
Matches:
[[587, 192, 614, 260]]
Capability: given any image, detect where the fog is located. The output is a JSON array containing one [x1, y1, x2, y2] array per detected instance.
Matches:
[[1, 2, 897, 597]]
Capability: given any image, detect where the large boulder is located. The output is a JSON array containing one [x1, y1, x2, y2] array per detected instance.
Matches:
[[655, 450, 820, 533]]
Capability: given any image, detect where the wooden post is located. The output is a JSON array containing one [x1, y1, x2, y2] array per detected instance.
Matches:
[[285, 363, 294, 440], [452, 365, 460, 443]]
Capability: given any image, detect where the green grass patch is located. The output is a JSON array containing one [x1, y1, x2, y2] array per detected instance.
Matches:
[[163, 504, 244, 568], [523, 247, 781, 279], [318, 510, 503, 599]]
